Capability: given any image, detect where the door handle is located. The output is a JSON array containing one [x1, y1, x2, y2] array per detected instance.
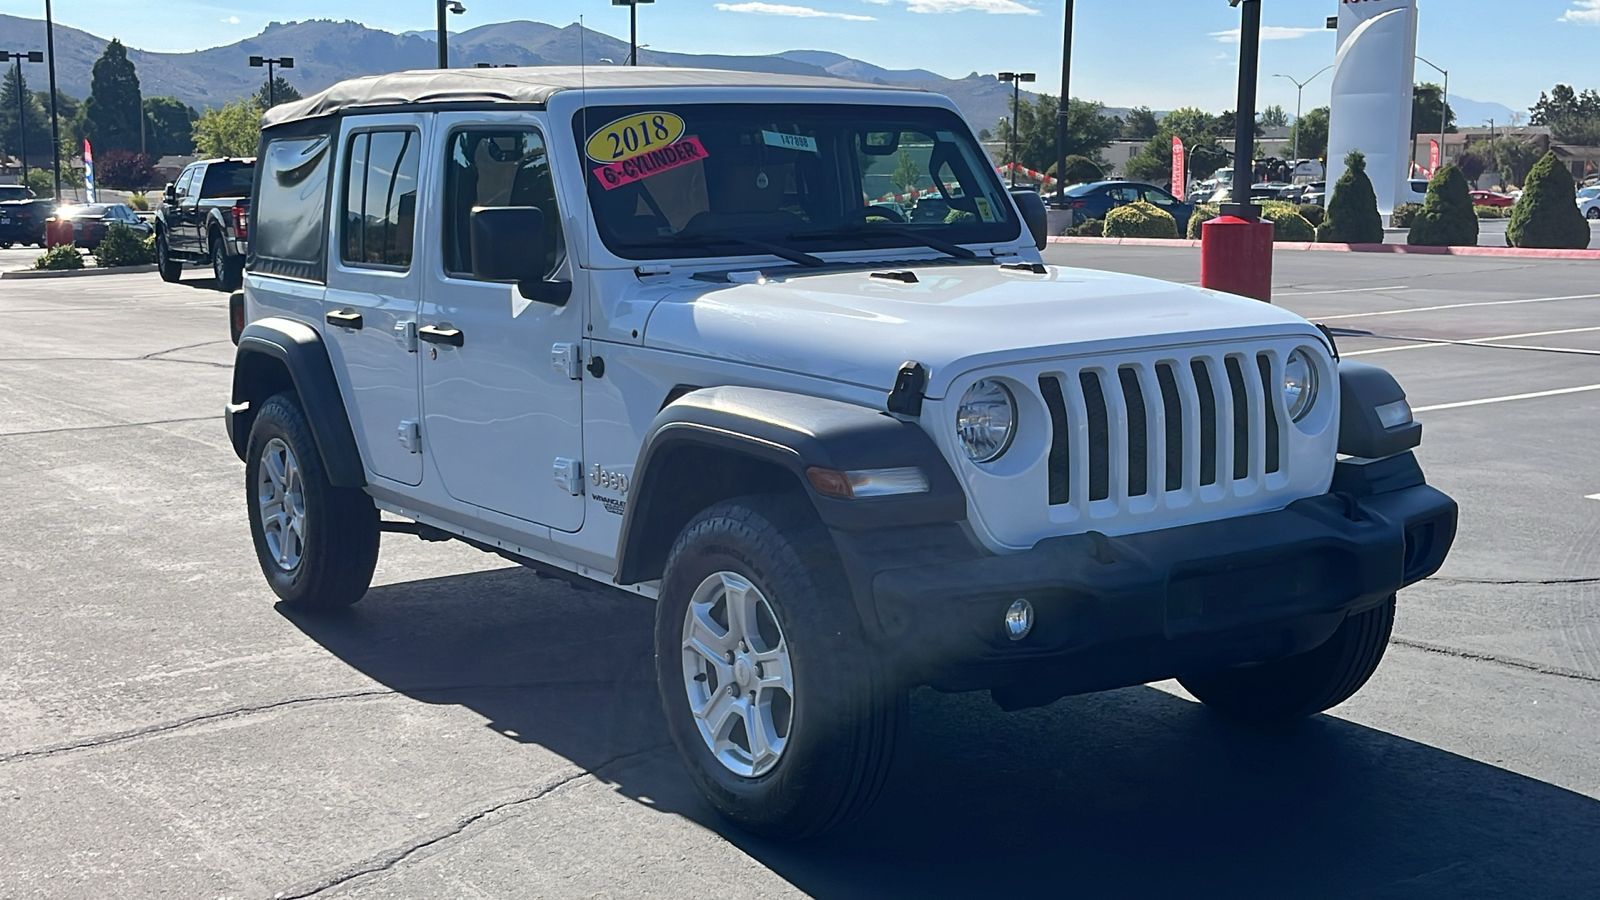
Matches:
[[418, 325, 464, 347], [325, 309, 364, 330]]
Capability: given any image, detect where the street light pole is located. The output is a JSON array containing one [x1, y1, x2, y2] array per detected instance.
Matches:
[[436, 1, 466, 69], [612, 0, 654, 67], [1, 50, 43, 186], [1417, 56, 1448, 172], [1055, 0, 1073, 205], [1273, 65, 1331, 166], [249, 56, 295, 109], [1224, 0, 1261, 221], [44, 0, 62, 198], [998, 71, 1035, 188]]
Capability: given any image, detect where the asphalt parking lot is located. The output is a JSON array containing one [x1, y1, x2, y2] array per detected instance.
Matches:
[[2, 249, 1598, 898]]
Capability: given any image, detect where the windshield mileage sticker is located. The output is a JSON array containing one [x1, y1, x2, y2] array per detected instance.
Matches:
[[761, 130, 818, 153], [973, 196, 997, 222], [592, 136, 709, 191]]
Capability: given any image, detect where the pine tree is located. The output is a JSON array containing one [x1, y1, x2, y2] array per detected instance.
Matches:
[[0, 65, 52, 165], [1407, 164, 1478, 247], [1507, 152, 1591, 250], [1317, 150, 1384, 244], [254, 77, 303, 110], [83, 38, 144, 153]]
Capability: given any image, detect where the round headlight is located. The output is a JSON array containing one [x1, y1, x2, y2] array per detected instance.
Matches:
[[956, 379, 1017, 463], [1283, 348, 1319, 422]]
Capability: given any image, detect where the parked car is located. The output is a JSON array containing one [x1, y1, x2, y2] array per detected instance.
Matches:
[[0, 184, 35, 202], [226, 67, 1455, 840], [1200, 184, 1285, 207], [0, 196, 53, 247], [1468, 190, 1515, 208], [1059, 180, 1193, 231], [155, 157, 255, 290], [49, 203, 152, 249], [1300, 181, 1327, 206], [1581, 190, 1600, 221], [1402, 178, 1430, 205], [909, 197, 952, 224]]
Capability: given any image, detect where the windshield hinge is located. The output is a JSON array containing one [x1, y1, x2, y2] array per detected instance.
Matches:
[[634, 264, 672, 279]]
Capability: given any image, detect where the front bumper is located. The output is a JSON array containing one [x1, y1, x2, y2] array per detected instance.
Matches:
[[836, 452, 1456, 705]]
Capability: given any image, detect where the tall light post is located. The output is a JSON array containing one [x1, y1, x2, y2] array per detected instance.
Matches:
[[437, 0, 466, 69], [1055, 0, 1073, 205], [612, 0, 655, 67], [1223, 0, 1261, 221], [248, 55, 294, 108], [1416, 55, 1449, 171], [0, 50, 44, 186], [1273, 65, 1331, 165], [44, 0, 62, 198], [998, 71, 1034, 187]]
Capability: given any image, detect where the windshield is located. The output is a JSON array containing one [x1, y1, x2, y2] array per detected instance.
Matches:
[[0, 186, 32, 201], [574, 103, 1018, 261]]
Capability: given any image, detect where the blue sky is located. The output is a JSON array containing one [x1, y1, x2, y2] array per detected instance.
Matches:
[[6, 0, 1599, 117]]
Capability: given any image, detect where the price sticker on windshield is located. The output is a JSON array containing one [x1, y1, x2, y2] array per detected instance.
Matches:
[[585, 112, 686, 164]]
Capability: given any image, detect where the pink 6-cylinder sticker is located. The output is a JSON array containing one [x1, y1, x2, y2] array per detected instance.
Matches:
[[592, 136, 709, 190]]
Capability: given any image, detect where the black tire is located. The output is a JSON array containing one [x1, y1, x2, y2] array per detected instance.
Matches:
[[1587, 208, 1600, 221], [1179, 596, 1396, 725], [211, 235, 243, 291], [0, 241, 12, 249], [244, 392, 379, 611], [156, 232, 181, 283], [655, 495, 904, 840]]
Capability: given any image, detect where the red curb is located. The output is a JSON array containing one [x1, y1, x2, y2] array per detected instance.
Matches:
[[1046, 235, 1600, 259]]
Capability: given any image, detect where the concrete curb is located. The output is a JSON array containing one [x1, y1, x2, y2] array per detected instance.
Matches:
[[1046, 236, 1600, 259], [1, 264, 158, 280]]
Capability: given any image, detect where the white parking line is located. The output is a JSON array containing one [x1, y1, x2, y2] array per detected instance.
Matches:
[[1315, 293, 1600, 321], [1587, 493, 1600, 501], [1277, 285, 1410, 297], [1413, 383, 1600, 413], [1344, 326, 1600, 356]]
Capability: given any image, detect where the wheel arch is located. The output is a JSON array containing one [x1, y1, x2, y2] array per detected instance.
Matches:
[[614, 386, 965, 586], [228, 317, 366, 487]]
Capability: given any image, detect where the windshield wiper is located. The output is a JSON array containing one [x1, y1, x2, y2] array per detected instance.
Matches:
[[786, 224, 978, 260], [623, 234, 826, 268]]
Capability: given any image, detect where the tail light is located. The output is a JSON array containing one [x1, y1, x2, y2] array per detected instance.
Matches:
[[231, 205, 248, 240], [1067, 199, 1088, 209]]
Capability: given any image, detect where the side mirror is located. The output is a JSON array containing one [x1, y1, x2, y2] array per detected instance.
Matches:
[[1009, 188, 1048, 251], [163, 183, 176, 203], [469, 206, 570, 306]]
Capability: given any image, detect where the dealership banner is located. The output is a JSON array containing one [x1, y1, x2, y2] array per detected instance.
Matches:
[[1172, 137, 1186, 200], [83, 139, 98, 203]]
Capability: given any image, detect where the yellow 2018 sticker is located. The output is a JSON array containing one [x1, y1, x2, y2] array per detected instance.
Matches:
[[585, 112, 686, 164]]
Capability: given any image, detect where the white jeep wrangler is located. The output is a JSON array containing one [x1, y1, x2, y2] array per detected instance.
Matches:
[[226, 68, 1457, 839]]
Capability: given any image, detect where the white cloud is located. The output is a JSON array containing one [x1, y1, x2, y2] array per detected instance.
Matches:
[[861, 0, 893, 4], [1211, 26, 1326, 43], [714, 2, 875, 20], [1560, 0, 1600, 24], [902, 0, 1037, 13], [221, 15, 241, 24]]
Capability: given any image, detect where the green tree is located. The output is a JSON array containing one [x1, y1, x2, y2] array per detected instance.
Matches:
[[1507, 151, 1591, 249], [1318, 149, 1384, 244], [1455, 150, 1487, 185], [993, 95, 1117, 174], [1288, 106, 1330, 161], [1259, 104, 1290, 130], [254, 76, 302, 110], [1055, 155, 1103, 185], [1407, 164, 1478, 247], [192, 98, 263, 158], [1123, 108, 1228, 184], [1483, 136, 1544, 187], [1411, 83, 1456, 138], [1120, 106, 1160, 140], [890, 147, 921, 195], [142, 97, 196, 157], [83, 38, 144, 152], [0, 66, 52, 164], [1530, 84, 1600, 146]]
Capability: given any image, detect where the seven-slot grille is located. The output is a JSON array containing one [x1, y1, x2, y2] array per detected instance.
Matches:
[[1039, 351, 1286, 511]]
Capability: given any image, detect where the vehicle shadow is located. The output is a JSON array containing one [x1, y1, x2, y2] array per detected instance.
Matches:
[[282, 567, 1600, 899]]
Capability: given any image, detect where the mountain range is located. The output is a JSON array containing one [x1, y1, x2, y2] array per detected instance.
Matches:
[[0, 14, 1035, 132]]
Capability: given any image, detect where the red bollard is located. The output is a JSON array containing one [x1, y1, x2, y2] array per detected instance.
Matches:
[[45, 217, 75, 249], [1199, 215, 1275, 303]]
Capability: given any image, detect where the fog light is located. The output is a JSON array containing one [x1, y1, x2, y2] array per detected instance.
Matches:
[[1004, 599, 1034, 641]]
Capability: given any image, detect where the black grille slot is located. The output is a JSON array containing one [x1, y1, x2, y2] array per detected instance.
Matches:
[[1156, 363, 1183, 492], [1080, 371, 1111, 501], [1040, 376, 1071, 505], [1191, 360, 1218, 487], [1255, 354, 1282, 475], [1225, 356, 1251, 481], [1118, 367, 1149, 497]]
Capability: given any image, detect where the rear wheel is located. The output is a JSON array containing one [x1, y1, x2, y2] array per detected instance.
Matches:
[[1587, 207, 1599, 221], [156, 232, 181, 283], [211, 235, 243, 291], [1179, 596, 1395, 725], [245, 393, 379, 611], [655, 495, 904, 840]]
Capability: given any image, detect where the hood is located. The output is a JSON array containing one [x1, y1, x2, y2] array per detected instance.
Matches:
[[642, 264, 1323, 397]]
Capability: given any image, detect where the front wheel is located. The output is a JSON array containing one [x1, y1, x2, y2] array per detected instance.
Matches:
[[655, 495, 904, 840], [1587, 208, 1600, 221], [156, 232, 181, 283], [245, 393, 379, 611], [1179, 596, 1395, 725]]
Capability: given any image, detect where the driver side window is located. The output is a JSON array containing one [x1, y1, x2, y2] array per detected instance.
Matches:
[[443, 129, 563, 278]]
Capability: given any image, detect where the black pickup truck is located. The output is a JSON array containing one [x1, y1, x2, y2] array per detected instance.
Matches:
[[155, 157, 254, 290], [0, 184, 51, 248]]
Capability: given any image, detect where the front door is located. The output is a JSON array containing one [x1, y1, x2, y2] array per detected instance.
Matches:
[[323, 114, 428, 486], [420, 116, 585, 532]]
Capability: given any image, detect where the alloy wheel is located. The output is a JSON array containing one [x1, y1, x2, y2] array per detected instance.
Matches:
[[257, 437, 307, 571]]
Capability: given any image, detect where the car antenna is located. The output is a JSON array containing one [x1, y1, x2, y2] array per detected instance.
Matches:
[[580, 16, 594, 280]]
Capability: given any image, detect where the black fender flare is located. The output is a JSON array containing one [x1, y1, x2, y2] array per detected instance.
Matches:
[[228, 317, 366, 488], [1338, 361, 1423, 460], [614, 386, 967, 586]]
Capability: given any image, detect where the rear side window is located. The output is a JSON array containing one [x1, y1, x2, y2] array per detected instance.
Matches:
[[341, 130, 421, 269], [199, 162, 255, 199], [252, 133, 332, 281]]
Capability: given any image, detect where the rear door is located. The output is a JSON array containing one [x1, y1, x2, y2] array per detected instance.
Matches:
[[323, 114, 428, 486]]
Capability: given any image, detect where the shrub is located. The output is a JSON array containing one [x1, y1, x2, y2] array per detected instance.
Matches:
[[1455, 150, 1487, 186], [1408, 165, 1479, 247], [1389, 203, 1423, 229], [126, 191, 149, 211], [1474, 205, 1510, 219], [34, 244, 84, 270], [1262, 205, 1316, 242], [1186, 203, 1221, 239], [1052, 155, 1104, 185], [1103, 201, 1178, 239], [1297, 204, 1326, 227], [1318, 150, 1385, 244], [94, 224, 158, 267], [1066, 217, 1104, 237], [1507, 151, 1592, 249]]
